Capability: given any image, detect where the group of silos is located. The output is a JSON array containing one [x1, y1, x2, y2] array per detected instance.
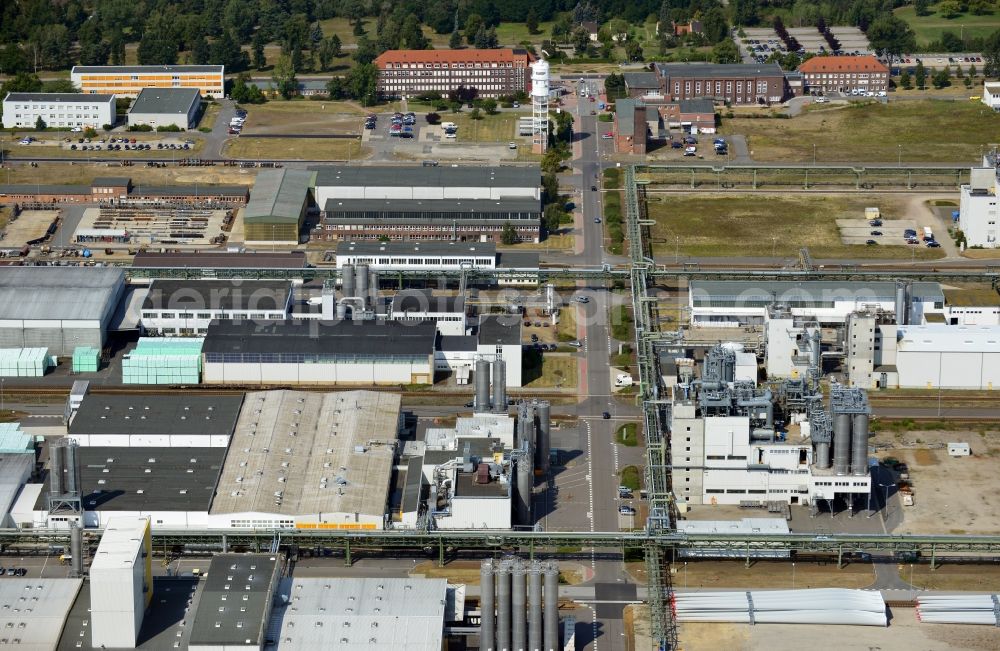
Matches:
[[49, 438, 86, 577], [480, 558, 560, 651], [474, 357, 509, 415], [814, 386, 871, 476], [512, 399, 551, 527], [336, 263, 378, 318]]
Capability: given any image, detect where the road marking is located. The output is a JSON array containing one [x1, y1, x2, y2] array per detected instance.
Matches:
[[591, 608, 599, 651], [585, 421, 594, 533]]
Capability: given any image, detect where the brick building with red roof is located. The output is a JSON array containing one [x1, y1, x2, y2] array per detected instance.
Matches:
[[798, 55, 889, 95], [375, 49, 535, 99]]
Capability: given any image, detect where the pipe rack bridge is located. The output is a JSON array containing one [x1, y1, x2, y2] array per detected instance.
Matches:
[[116, 264, 1000, 283], [9, 528, 1000, 557]]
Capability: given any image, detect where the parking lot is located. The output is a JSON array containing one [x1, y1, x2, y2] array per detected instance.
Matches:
[[896, 53, 983, 70], [837, 218, 922, 246], [738, 26, 872, 64], [15, 134, 199, 157]]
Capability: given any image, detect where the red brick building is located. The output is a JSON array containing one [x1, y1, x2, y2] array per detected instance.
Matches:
[[375, 49, 535, 99], [798, 55, 889, 94], [654, 63, 792, 105]]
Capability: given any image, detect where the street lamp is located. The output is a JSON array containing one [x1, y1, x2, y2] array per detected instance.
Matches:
[[792, 562, 796, 589], [674, 236, 679, 264], [771, 236, 777, 257], [897, 144, 902, 166], [812, 143, 816, 166]]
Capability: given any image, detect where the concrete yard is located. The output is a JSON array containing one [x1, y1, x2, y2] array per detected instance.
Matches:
[[873, 429, 1000, 536], [1, 209, 59, 247], [74, 206, 231, 249]]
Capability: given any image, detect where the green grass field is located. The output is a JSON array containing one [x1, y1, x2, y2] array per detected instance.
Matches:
[[222, 136, 367, 161], [445, 111, 530, 143], [895, 4, 1000, 46], [721, 100, 1000, 163], [647, 193, 946, 260], [239, 100, 365, 135]]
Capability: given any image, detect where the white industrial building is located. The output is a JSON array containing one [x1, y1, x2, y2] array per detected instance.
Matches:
[[208, 390, 401, 530], [436, 314, 524, 388], [983, 81, 1000, 110], [89, 516, 153, 649], [140, 279, 294, 335], [270, 578, 450, 650], [202, 319, 436, 386], [671, 347, 872, 511], [2, 92, 115, 130], [336, 240, 498, 271], [689, 280, 944, 327], [311, 165, 541, 209], [958, 159, 1000, 248], [0, 267, 126, 356], [66, 394, 243, 447], [887, 325, 1000, 390], [126, 87, 201, 129]]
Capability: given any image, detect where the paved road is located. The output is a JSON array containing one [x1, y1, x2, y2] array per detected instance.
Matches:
[[203, 98, 237, 159]]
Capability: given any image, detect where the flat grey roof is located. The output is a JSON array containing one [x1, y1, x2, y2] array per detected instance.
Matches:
[[496, 250, 540, 268], [655, 62, 785, 78], [337, 240, 497, 257], [679, 98, 715, 114], [0, 578, 84, 650], [392, 289, 465, 314], [36, 447, 226, 512], [438, 335, 477, 352], [623, 72, 660, 89], [142, 279, 292, 312], [189, 554, 278, 647], [0, 267, 124, 321], [73, 65, 223, 74], [324, 197, 541, 215], [211, 391, 400, 518], [311, 165, 539, 189], [0, 183, 89, 196], [132, 251, 307, 268], [245, 168, 314, 223], [616, 98, 640, 133], [69, 394, 243, 437], [58, 578, 200, 650], [690, 280, 944, 306], [92, 176, 131, 187], [129, 87, 200, 115], [478, 314, 521, 345], [203, 319, 437, 357], [5, 92, 114, 103], [401, 456, 424, 514], [271, 577, 447, 650]]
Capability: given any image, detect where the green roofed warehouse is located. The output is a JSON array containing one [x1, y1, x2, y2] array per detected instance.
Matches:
[[243, 168, 314, 244]]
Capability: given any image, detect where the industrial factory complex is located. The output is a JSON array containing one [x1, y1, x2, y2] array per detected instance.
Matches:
[[3, 47, 1000, 651]]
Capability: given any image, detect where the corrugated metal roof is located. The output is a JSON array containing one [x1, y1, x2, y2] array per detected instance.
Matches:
[[0, 267, 124, 321], [690, 280, 944, 306], [190, 554, 279, 647], [143, 279, 292, 311], [271, 577, 447, 650], [678, 517, 790, 534], [91, 516, 148, 570], [336, 240, 497, 257], [203, 319, 437, 357], [210, 390, 401, 518], [69, 393, 240, 437], [245, 168, 314, 223]]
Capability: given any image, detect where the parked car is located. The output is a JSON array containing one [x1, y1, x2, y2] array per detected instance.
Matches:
[[866, 239, 878, 245], [870, 230, 882, 236], [870, 219, 882, 226], [575, 296, 590, 303], [567, 341, 583, 348], [618, 506, 636, 515], [926, 240, 941, 248], [671, 141, 683, 149], [508, 142, 517, 149], [601, 132, 613, 139]]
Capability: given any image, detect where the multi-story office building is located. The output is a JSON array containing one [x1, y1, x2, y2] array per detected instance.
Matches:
[[71, 65, 225, 98], [654, 63, 791, 105], [1, 92, 115, 129], [375, 49, 534, 98], [798, 55, 889, 94]]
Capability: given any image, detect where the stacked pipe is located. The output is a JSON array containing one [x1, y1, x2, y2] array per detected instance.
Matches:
[[917, 595, 1000, 625], [481, 558, 561, 651], [672, 588, 887, 626]]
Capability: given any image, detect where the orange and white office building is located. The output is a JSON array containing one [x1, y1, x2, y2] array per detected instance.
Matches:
[[71, 65, 225, 98]]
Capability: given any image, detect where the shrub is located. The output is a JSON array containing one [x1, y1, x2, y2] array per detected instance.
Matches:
[[127, 124, 153, 132], [155, 124, 182, 132]]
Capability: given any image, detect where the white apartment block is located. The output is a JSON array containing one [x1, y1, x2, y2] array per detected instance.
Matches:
[[2, 92, 115, 130]]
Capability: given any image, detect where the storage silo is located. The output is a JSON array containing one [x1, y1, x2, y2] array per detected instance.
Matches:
[[511, 561, 527, 651], [527, 563, 543, 651], [475, 359, 492, 412], [833, 412, 852, 476], [496, 562, 512, 651], [340, 263, 355, 299], [543, 563, 559, 651], [492, 358, 507, 413], [480, 560, 496, 651], [851, 413, 870, 476], [355, 264, 369, 306]]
